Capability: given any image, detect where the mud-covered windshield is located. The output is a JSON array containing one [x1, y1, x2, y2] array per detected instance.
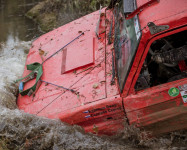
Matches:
[[114, 1, 141, 92]]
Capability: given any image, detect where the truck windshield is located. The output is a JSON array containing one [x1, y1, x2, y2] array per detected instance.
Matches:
[[114, 0, 141, 92]]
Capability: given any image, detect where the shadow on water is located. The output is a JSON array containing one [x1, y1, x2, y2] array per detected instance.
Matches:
[[0, 0, 186, 149]]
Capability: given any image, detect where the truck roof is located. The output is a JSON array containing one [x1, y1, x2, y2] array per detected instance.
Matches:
[[137, 0, 187, 35]]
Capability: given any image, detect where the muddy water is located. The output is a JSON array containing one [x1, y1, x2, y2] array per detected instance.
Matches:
[[0, 0, 41, 42], [0, 0, 187, 150]]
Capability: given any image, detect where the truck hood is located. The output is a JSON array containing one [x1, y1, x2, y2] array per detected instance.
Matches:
[[17, 9, 119, 118]]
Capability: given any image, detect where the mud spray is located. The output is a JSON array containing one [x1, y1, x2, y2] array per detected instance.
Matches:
[[0, 39, 186, 150]]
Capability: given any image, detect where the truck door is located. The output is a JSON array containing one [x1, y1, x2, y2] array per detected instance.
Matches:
[[123, 29, 187, 135]]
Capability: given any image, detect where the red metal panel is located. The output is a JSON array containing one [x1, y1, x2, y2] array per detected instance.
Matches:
[[50, 96, 125, 135], [137, 0, 187, 29], [17, 10, 107, 116], [17, 9, 121, 136], [123, 78, 187, 134], [126, 0, 159, 20], [61, 36, 94, 74]]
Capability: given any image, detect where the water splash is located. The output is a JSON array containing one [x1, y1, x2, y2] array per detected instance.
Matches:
[[0, 41, 186, 150], [0, 38, 30, 109]]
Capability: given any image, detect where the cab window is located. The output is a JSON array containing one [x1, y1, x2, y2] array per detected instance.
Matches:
[[135, 30, 187, 91]]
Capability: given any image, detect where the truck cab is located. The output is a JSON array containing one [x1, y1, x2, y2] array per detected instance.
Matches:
[[116, 0, 187, 135], [17, 0, 187, 136]]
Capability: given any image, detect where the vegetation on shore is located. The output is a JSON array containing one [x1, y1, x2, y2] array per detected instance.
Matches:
[[26, 0, 110, 32]]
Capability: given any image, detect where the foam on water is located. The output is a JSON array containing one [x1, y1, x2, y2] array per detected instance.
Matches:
[[0, 40, 186, 150], [0, 37, 30, 109]]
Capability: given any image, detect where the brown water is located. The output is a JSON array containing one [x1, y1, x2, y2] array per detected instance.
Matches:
[[0, 0, 186, 149], [0, 0, 42, 43]]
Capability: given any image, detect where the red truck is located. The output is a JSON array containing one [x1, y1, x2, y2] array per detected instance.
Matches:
[[17, 0, 187, 136]]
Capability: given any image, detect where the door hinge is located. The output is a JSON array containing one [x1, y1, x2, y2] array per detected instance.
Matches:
[[148, 22, 169, 35]]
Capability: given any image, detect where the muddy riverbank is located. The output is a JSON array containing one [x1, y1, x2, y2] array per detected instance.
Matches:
[[26, 0, 110, 32]]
